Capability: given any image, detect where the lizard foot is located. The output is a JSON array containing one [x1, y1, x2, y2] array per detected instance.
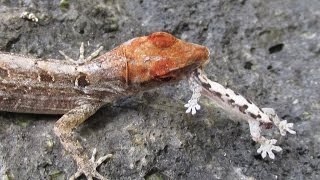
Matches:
[[185, 99, 201, 115], [257, 139, 282, 159], [278, 120, 296, 136], [59, 42, 103, 65], [69, 148, 113, 180], [262, 108, 296, 136], [185, 76, 202, 115]]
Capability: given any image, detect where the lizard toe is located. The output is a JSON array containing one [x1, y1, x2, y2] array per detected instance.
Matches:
[[69, 148, 112, 180]]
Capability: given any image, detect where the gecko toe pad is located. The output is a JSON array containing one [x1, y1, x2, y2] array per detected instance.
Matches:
[[185, 76, 203, 115], [279, 120, 296, 136], [185, 100, 201, 115], [257, 139, 282, 159]]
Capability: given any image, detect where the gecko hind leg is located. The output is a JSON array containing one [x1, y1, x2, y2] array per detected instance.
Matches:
[[262, 108, 296, 136], [59, 42, 103, 65], [53, 102, 112, 180], [248, 119, 282, 159]]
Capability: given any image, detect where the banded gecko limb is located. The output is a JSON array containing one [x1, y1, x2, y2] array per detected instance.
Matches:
[[185, 68, 296, 159]]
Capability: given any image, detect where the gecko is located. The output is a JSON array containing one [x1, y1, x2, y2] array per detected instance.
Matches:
[[0, 32, 295, 179]]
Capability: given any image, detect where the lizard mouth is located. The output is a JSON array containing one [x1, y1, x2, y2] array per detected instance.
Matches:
[[155, 61, 205, 82], [136, 61, 203, 90]]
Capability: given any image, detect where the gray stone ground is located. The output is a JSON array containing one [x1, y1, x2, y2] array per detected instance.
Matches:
[[0, 0, 319, 179]]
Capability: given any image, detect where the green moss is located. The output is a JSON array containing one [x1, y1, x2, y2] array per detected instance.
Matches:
[[145, 172, 164, 180], [302, 111, 312, 120], [258, 28, 284, 48], [59, 0, 70, 10], [49, 170, 65, 180], [16, 119, 31, 128], [46, 138, 54, 151], [2, 171, 14, 180]]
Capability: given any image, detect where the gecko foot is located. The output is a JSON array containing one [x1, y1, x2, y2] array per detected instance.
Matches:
[[185, 99, 201, 115], [185, 76, 202, 115], [59, 42, 103, 65], [69, 148, 113, 180], [262, 108, 296, 136], [278, 120, 296, 136], [257, 139, 282, 159]]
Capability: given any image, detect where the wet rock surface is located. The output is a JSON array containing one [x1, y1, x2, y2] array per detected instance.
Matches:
[[0, 0, 319, 179]]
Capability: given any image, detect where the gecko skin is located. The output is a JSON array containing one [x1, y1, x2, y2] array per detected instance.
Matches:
[[0, 32, 209, 179]]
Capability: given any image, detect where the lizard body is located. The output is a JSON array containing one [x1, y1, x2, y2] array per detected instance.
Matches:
[[0, 32, 295, 179], [0, 32, 209, 179], [0, 32, 208, 114]]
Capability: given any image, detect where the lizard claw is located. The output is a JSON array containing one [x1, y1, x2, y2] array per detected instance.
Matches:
[[278, 120, 296, 136], [69, 148, 113, 180], [257, 139, 282, 159]]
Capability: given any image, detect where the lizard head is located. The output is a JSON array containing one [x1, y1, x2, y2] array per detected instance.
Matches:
[[120, 32, 209, 89]]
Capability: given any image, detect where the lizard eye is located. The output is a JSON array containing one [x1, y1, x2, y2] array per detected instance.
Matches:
[[148, 32, 177, 48]]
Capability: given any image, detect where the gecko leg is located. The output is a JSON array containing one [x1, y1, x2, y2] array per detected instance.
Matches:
[[53, 102, 112, 180], [185, 81, 282, 159], [248, 119, 282, 159], [261, 108, 296, 136], [187, 68, 291, 159], [59, 42, 103, 65]]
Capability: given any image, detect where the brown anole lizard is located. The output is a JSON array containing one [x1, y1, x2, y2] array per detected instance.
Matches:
[[0, 32, 209, 179], [0, 32, 296, 179]]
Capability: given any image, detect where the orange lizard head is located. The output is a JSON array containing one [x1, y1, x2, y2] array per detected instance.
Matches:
[[120, 32, 209, 88]]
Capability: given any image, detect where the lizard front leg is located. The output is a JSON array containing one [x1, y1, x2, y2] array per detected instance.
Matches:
[[53, 102, 112, 180]]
